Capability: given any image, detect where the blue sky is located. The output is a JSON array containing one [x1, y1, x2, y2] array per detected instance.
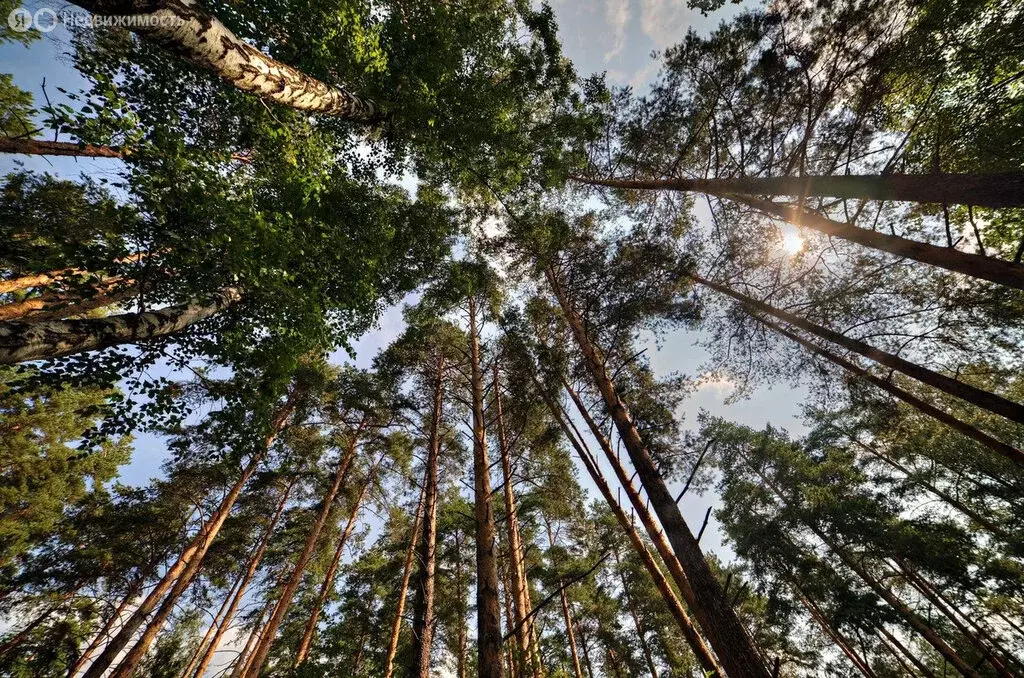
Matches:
[[1, 0, 806, 560]]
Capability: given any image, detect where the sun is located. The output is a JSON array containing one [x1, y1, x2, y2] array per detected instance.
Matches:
[[781, 231, 804, 255]]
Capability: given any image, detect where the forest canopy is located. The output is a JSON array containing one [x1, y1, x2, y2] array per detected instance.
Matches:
[[1, 0, 1022, 676]]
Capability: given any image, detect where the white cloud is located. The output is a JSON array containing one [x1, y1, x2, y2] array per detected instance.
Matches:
[[640, 0, 697, 49], [604, 0, 631, 61]]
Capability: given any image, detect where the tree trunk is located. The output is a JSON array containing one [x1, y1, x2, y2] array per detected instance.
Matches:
[[877, 626, 937, 678], [293, 456, 379, 668], [229, 595, 276, 678], [615, 548, 660, 678], [547, 266, 769, 678], [575, 175, 1024, 290], [83, 388, 298, 678], [0, 251, 157, 295], [502, 556, 521, 678], [577, 623, 597, 678], [540, 382, 722, 677], [406, 357, 445, 678], [792, 582, 878, 678], [696, 275, 1024, 427], [494, 360, 543, 678], [0, 287, 242, 364], [0, 137, 250, 162], [468, 293, 506, 678], [240, 419, 365, 678], [573, 172, 1024, 209], [455, 529, 469, 678], [749, 313, 1024, 466], [179, 571, 244, 678], [189, 478, 295, 678], [72, 0, 381, 122], [0, 284, 137, 322], [543, 518, 585, 678], [384, 483, 427, 678]]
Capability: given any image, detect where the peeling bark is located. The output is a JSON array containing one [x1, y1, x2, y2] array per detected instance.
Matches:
[[73, 0, 382, 122], [0, 287, 241, 364]]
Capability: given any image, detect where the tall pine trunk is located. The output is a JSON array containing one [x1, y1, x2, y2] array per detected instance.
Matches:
[[383, 483, 427, 678], [573, 173, 1024, 209], [71, 0, 381, 122], [293, 457, 380, 667], [493, 361, 543, 678], [241, 420, 365, 677], [406, 356, 445, 678], [792, 582, 877, 678], [696, 275, 1024, 428], [574, 175, 1024, 290], [189, 478, 295, 678], [0, 287, 242, 364], [83, 388, 298, 678], [541, 384, 721, 677], [615, 548, 660, 678], [748, 313, 1024, 465], [467, 293, 506, 678], [547, 266, 770, 678]]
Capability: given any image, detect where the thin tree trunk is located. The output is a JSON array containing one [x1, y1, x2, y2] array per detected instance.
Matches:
[[547, 266, 770, 678], [189, 478, 295, 678], [792, 582, 878, 678], [749, 313, 1024, 466], [406, 356, 445, 678], [179, 570, 245, 678], [494, 360, 542, 678], [0, 251, 157, 295], [574, 175, 1024, 290], [543, 518, 585, 678], [293, 457, 378, 668], [383, 483, 427, 678], [455, 529, 469, 678], [229, 595, 276, 678], [0, 588, 80, 655], [502, 556, 521, 678], [615, 548, 660, 678], [83, 388, 298, 678], [577, 623, 597, 678], [0, 287, 242, 364], [891, 559, 1016, 677], [68, 561, 155, 678], [241, 419, 365, 678], [696, 275, 1024, 427], [72, 0, 382, 122], [877, 626, 937, 678], [854, 440, 1011, 539], [572, 173, 1024, 209], [468, 293, 506, 678], [540, 383, 722, 677]]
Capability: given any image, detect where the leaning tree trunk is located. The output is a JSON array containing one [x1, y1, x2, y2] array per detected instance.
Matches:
[[748, 313, 1024, 466], [572, 172, 1024, 209], [876, 625, 938, 678], [467, 293, 506, 678], [547, 266, 770, 678], [615, 548, 660, 678], [696, 275, 1024, 427], [574, 175, 1024, 290], [0, 251, 156, 295], [84, 388, 298, 678], [494, 360, 543, 678], [540, 383, 722, 677], [0, 287, 242, 364], [72, 0, 381, 122], [241, 419, 365, 678], [188, 478, 296, 678], [406, 357, 445, 678], [383, 483, 427, 678], [293, 459, 378, 668], [0, 137, 123, 158], [792, 582, 878, 678]]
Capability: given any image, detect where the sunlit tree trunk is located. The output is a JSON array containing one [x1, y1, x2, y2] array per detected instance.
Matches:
[[792, 582, 877, 678], [83, 389, 299, 678], [189, 479, 295, 678], [241, 419, 365, 677], [615, 548, 659, 678], [294, 457, 381, 668], [71, 0, 382, 122], [542, 517, 585, 678]]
